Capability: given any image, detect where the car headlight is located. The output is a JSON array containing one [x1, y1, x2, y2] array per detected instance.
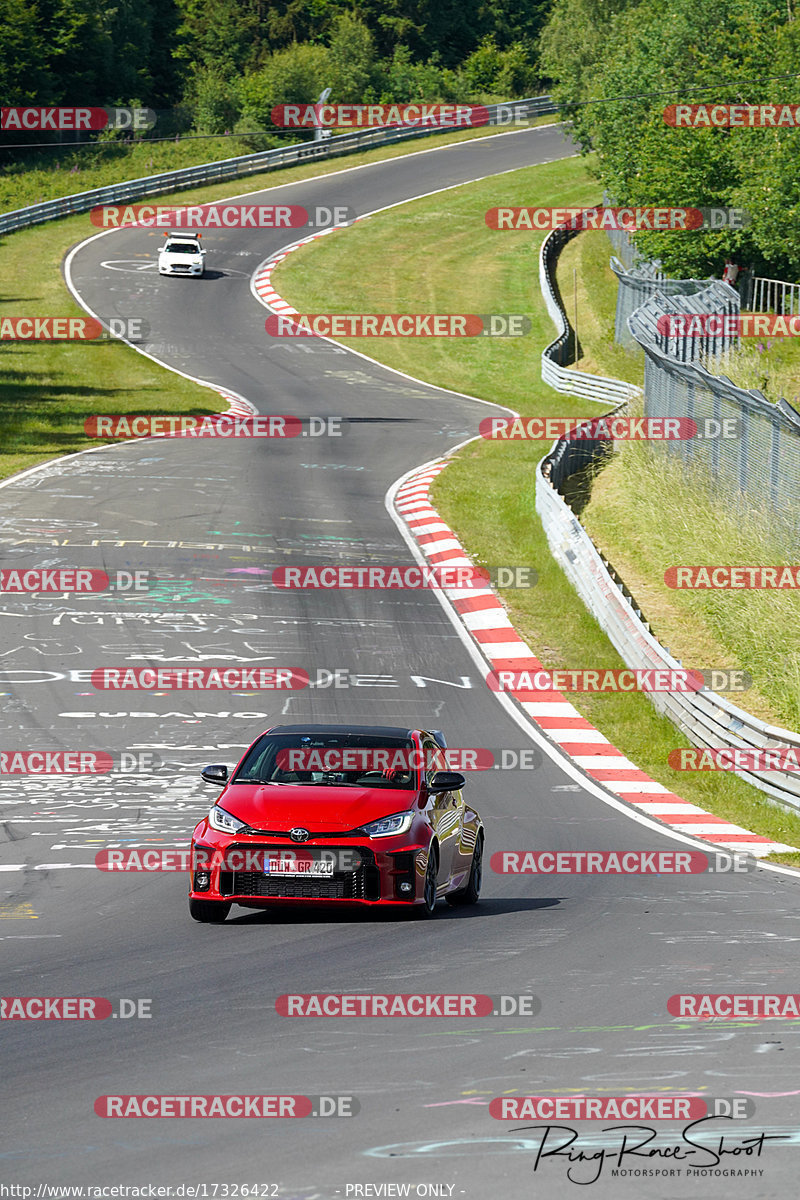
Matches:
[[208, 804, 247, 834], [360, 811, 414, 838]]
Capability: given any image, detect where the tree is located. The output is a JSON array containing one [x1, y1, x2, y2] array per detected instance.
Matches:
[[327, 12, 377, 101], [34, 0, 113, 102], [0, 0, 50, 102], [551, 0, 800, 278], [174, 0, 264, 77], [538, 0, 645, 144]]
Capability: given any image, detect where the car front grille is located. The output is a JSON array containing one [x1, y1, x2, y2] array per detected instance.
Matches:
[[220, 846, 381, 901]]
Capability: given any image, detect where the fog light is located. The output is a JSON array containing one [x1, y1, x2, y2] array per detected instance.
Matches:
[[399, 882, 413, 894], [194, 871, 210, 891]]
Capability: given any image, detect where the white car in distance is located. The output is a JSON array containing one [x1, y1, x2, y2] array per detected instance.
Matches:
[[158, 232, 206, 277]]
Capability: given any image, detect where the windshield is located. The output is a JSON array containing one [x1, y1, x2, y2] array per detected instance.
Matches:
[[164, 241, 201, 254], [232, 733, 419, 789]]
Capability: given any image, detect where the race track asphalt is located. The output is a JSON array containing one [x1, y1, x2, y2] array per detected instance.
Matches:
[[1, 125, 798, 1198]]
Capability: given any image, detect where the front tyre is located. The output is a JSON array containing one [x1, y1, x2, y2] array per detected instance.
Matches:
[[189, 897, 231, 923], [446, 835, 483, 907], [413, 848, 439, 918]]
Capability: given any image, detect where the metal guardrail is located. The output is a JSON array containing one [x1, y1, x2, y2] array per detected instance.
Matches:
[[535, 445, 800, 813], [631, 279, 741, 362], [0, 96, 558, 236], [539, 221, 642, 404], [610, 256, 716, 352]]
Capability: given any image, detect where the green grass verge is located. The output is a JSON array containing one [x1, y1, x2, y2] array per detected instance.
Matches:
[[0, 122, 558, 483], [0, 219, 226, 481], [1, 135, 276, 213], [272, 154, 800, 863], [272, 155, 594, 414], [554, 232, 800, 732], [582, 427, 800, 731], [703, 333, 800, 405], [556, 231, 644, 387]]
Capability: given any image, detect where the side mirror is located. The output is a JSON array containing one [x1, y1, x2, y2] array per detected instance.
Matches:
[[428, 771, 466, 794], [201, 764, 228, 785]]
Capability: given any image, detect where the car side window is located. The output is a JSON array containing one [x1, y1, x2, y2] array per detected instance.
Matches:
[[422, 737, 444, 789]]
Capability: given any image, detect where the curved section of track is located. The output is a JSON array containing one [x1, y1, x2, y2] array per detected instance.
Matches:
[[2, 127, 799, 1196]]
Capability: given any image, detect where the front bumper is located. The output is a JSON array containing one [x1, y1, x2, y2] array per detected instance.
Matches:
[[159, 262, 203, 276], [189, 830, 428, 907]]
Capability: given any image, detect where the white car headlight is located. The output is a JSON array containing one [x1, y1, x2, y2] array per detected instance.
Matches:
[[208, 804, 247, 834], [361, 811, 414, 838]]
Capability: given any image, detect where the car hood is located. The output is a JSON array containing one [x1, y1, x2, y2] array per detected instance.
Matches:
[[217, 783, 416, 832], [160, 252, 202, 264]]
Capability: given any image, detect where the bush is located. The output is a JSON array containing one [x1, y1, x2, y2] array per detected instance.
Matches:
[[190, 70, 242, 135], [239, 42, 332, 132], [459, 36, 539, 98]]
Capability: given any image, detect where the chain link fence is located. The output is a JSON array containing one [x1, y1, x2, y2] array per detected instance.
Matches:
[[627, 285, 800, 546], [746, 274, 800, 315], [604, 224, 800, 546], [605, 224, 650, 270]]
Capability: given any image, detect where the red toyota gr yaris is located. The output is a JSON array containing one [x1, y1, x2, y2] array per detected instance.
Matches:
[[188, 724, 484, 922]]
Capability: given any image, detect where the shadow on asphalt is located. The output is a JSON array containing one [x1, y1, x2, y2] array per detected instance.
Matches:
[[222, 896, 562, 926]]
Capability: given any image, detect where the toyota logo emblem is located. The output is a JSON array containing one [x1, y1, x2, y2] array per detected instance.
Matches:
[[289, 827, 310, 843]]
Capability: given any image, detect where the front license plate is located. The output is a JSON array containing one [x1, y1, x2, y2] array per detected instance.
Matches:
[[264, 855, 334, 876]]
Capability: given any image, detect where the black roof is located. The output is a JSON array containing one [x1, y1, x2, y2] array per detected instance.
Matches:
[[267, 724, 416, 738], [265, 724, 447, 747]]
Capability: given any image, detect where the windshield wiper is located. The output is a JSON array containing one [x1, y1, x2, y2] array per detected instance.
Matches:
[[231, 778, 280, 785]]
